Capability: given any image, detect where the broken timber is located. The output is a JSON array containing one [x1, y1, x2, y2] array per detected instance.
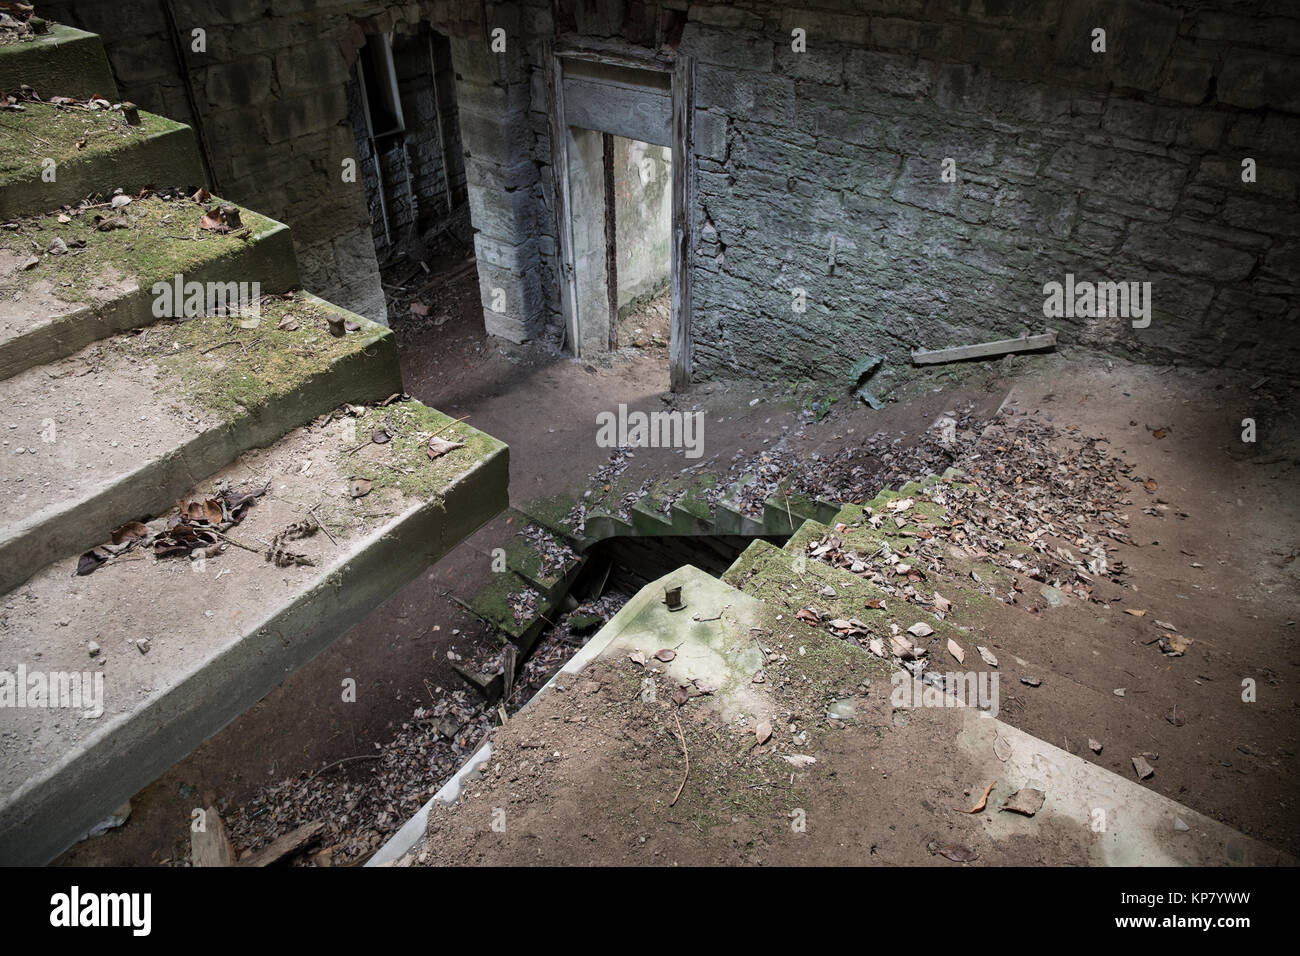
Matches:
[[911, 330, 1058, 365]]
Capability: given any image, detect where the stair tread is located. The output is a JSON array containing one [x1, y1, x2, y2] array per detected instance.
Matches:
[[0, 398, 508, 865], [0, 192, 299, 379], [0, 294, 401, 594]]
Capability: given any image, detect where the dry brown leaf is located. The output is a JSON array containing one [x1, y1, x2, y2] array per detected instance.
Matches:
[[426, 436, 464, 460], [955, 780, 996, 814], [110, 521, 148, 544], [937, 843, 979, 863]]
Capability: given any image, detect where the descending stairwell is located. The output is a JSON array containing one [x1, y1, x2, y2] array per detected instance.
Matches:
[[0, 23, 508, 865], [449, 469, 844, 654]]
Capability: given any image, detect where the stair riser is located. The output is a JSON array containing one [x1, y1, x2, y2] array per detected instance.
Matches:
[[0, 223, 300, 381], [0, 441, 509, 866], [0, 331, 402, 594]]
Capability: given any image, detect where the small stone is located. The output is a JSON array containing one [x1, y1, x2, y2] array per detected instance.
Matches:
[[136, 638, 151, 654], [87, 641, 100, 658], [1089, 738, 1102, 754]]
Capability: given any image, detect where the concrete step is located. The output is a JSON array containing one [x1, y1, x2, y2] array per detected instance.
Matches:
[[499, 508, 584, 603], [628, 497, 676, 535], [0, 398, 508, 865], [460, 567, 560, 652], [0, 100, 206, 220], [0, 24, 118, 100], [0, 294, 401, 595], [0, 191, 300, 380]]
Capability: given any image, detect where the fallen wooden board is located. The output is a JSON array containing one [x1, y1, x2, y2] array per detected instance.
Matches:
[[237, 820, 324, 867], [191, 805, 235, 867], [912, 330, 1057, 365]]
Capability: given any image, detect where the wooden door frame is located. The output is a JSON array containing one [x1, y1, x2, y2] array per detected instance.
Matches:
[[544, 40, 694, 390]]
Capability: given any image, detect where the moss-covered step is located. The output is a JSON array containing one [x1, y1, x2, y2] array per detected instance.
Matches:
[[712, 474, 766, 536], [0, 101, 206, 219], [461, 567, 559, 651], [762, 489, 822, 536], [648, 472, 718, 536], [0, 193, 299, 380], [0, 24, 118, 100], [0, 294, 401, 594], [628, 496, 676, 535], [0, 401, 508, 866], [498, 508, 583, 603]]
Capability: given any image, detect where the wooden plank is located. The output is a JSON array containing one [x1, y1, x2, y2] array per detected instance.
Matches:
[[561, 73, 672, 147], [911, 330, 1058, 366], [237, 820, 324, 867], [669, 55, 694, 392], [191, 805, 235, 867], [545, 45, 581, 358]]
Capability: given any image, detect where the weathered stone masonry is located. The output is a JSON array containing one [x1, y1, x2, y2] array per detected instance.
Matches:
[[42, 0, 1300, 379]]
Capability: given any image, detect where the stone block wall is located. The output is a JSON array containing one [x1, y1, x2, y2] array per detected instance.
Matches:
[[672, 0, 1300, 379], [345, 26, 467, 259]]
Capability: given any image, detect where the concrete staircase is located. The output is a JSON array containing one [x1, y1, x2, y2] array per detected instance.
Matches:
[[446, 471, 841, 652], [0, 24, 508, 864], [523, 469, 842, 550]]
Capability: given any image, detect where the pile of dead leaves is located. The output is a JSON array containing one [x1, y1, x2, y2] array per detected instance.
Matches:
[[77, 480, 268, 576], [517, 523, 577, 579]]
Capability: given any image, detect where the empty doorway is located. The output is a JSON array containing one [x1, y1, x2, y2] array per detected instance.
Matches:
[[548, 48, 693, 389]]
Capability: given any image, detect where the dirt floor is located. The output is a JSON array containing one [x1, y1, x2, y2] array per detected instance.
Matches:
[[414, 658, 1100, 866], [52, 238, 1299, 865]]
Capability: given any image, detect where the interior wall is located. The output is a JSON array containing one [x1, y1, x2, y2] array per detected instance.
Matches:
[[614, 137, 673, 313]]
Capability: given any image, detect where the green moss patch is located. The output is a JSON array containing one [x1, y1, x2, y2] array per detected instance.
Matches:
[[126, 296, 387, 417], [0, 193, 277, 307], [0, 102, 187, 187], [336, 399, 505, 503]]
